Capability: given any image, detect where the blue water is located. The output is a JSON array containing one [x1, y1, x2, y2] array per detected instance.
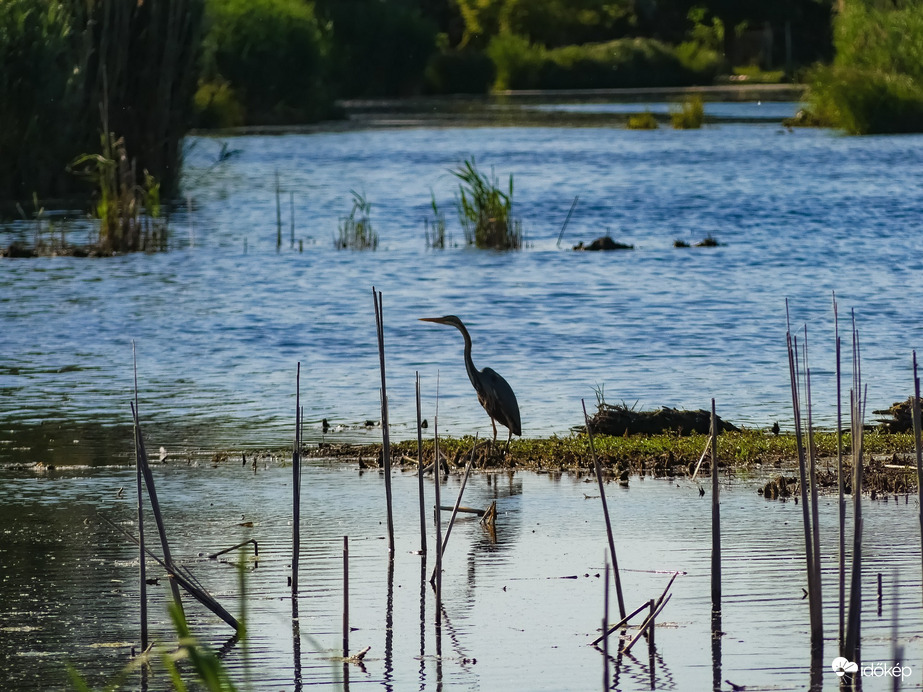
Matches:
[[2, 115, 923, 455]]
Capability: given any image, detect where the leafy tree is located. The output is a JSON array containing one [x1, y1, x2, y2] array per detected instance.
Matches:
[[456, 0, 636, 48], [205, 0, 332, 124]]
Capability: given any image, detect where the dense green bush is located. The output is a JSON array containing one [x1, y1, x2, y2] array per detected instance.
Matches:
[[425, 48, 496, 94], [834, 2, 923, 83], [204, 0, 332, 124], [805, 1, 923, 134], [671, 95, 705, 129], [193, 78, 245, 129], [488, 34, 722, 91], [808, 65, 923, 135], [318, 0, 437, 97]]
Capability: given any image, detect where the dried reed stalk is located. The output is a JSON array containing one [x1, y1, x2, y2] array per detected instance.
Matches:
[[436, 434, 477, 567], [373, 288, 395, 553], [583, 399, 626, 619], [786, 325, 822, 656], [416, 373, 427, 555], [835, 293, 845, 648], [433, 373, 442, 619], [132, 343, 148, 651], [130, 400, 184, 613], [803, 330, 823, 623], [292, 363, 301, 593], [844, 315, 866, 662], [710, 399, 721, 608], [343, 536, 349, 658]]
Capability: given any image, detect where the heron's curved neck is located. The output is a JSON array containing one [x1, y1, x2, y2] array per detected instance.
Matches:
[[454, 322, 478, 384]]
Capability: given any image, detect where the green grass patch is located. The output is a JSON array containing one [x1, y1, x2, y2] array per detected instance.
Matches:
[[314, 428, 921, 475]]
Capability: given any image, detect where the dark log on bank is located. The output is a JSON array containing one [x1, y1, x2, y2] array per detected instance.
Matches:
[[583, 403, 740, 437]]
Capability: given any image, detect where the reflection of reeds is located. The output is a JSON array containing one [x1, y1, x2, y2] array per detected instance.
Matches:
[[70, 127, 167, 254]]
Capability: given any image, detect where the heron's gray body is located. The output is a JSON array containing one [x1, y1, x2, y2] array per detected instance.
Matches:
[[419, 315, 521, 442]]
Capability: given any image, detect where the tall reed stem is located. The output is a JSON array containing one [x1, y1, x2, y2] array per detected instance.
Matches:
[[373, 288, 394, 553], [132, 343, 147, 651], [834, 293, 845, 650], [292, 363, 301, 594], [710, 399, 721, 609], [416, 372, 427, 555], [912, 352, 922, 604]]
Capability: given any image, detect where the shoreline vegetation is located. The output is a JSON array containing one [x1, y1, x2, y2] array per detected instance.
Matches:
[[8, 411, 921, 498]]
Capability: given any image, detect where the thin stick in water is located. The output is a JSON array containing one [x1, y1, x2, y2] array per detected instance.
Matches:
[[602, 552, 609, 691], [275, 170, 282, 249], [416, 372, 427, 555], [433, 372, 442, 619], [834, 292, 845, 648], [343, 536, 349, 658], [710, 399, 721, 609], [373, 287, 395, 554], [293, 362, 301, 594], [556, 195, 579, 248], [913, 352, 923, 606], [132, 342, 147, 651], [433, 434, 477, 580], [582, 399, 626, 619]]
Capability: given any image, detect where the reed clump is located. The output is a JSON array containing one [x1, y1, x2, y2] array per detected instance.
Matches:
[[671, 96, 705, 129], [453, 157, 522, 250], [336, 191, 378, 250], [69, 132, 167, 255], [627, 112, 659, 130], [424, 193, 446, 249]]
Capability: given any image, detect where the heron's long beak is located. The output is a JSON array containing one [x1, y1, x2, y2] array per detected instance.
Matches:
[[419, 317, 447, 325]]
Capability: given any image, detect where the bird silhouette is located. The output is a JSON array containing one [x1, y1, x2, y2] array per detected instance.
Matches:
[[419, 315, 521, 447]]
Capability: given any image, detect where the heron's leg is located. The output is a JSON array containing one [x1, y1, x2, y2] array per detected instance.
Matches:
[[490, 418, 498, 453], [504, 428, 512, 455]]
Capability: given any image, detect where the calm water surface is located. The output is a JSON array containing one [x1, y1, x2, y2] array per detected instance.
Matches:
[[1, 461, 922, 691], [2, 115, 923, 456]]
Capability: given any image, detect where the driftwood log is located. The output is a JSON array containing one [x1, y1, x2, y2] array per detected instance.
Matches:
[[584, 403, 740, 437], [874, 397, 914, 433]]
